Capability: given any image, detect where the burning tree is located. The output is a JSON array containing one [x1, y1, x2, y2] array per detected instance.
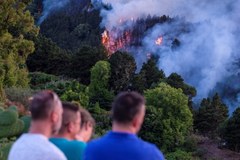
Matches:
[[101, 15, 171, 56]]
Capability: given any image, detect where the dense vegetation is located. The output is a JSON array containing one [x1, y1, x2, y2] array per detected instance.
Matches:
[[0, 0, 240, 160]]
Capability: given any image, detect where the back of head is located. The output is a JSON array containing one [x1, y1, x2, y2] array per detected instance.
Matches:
[[59, 102, 81, 138], [111, 92, 146, 131], [77, 108, 95, 142], [80, 108, 95, 128], [29, 90, 61, 121]]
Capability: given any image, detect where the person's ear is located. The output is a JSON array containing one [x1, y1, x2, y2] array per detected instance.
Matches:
[[132, 116, 139, 128], [51, 111, 59, 123], [68, 122, 74, 133], [84, 123, 88, 130]]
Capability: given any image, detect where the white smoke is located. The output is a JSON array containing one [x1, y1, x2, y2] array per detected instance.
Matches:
[[38, 0, 70, 25], [98, 0, 240, 110]]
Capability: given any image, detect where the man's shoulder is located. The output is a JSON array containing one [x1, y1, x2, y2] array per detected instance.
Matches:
[[70, 140, 87, 149], [139, 140, 165, 159], [85, 136, 106, 152], [9, 134, 67, 160], [51, 138, 86, 148]]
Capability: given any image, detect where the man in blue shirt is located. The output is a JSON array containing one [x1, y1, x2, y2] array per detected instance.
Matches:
[[50, 102, 86, 160], [84, 92, 165, 160]]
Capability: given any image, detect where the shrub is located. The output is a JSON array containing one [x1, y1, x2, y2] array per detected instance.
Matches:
[[165, 150, 192, 160], [4, 87, 36, 109]]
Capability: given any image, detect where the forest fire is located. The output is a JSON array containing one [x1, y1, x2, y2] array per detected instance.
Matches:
[[155, 36, 163, 45], [101, 30, 132, 56]]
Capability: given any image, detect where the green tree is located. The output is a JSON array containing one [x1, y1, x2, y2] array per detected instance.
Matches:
[[132, 58, 165, 93], [27, 35, 70, 75], [140, 58, 165, 88], [142, 83, 193, 152], [88, 61, 114, 109], [223, 107, 240, 152], [166, 73, 196, 98], [109, 51, 136, 93], [194, 93, 228, 137], [0, 0, 38, 99], [70, 46, 107, 84]]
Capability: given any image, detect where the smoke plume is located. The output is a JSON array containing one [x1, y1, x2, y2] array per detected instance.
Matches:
[[38, 0, 70, 25], [97, 0, 240, 112]]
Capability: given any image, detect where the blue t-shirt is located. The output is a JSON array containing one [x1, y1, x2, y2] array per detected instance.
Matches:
[[84, 131, 164, 160], [50, 138, 86, 160]]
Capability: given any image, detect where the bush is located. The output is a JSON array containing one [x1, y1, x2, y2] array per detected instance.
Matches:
[[193, 148, 208, 158], [184, 134, 199, 152], [0, 107, 29, 138], [4, 87, 36, 109], [20, 116, 31, 133], [142, 83, 193, 152], [165, 150, 192, 160], [29, 72, 58, 90], [0, 138, 14, 160]]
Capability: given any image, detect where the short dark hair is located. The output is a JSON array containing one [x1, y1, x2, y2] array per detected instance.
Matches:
[[80, 108, 95, 128], [111, 92, 145, 124], [59, 102, 80, 133], [29, 90, 59, 120]]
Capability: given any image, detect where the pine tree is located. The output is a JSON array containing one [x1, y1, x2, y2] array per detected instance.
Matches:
[[223, 107, 240, 152], [0, 0, 38, 99], [194, 93, 228, 137]]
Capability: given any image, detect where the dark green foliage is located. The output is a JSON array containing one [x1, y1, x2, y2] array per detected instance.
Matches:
[[183, 134, 199, 152], [29, 72, 90, 107], [0, 106, 29, 144], [89, 103, 111, 137], [26, 35, 71, 76], [131, 73, 147, 93], [40, 3, 102, 51], [132, 58, 165, 93], [29, 72, 59, 89], [0, 119, 24, 138], [166, 73, 196, 98], [69, 46, 107, 84], [222, 107, 240, 152], [140, 59, 165, 88], [194, 93, 228, 137], [20, 115, 31, 133], [142, 83, 193, 152], [89, 61, 114, 109], [0, 107, 25, 138], [109, 51, 137, 93], [0, 141, 14, 160], [165, 150, 192, 160], [0, 110, 18, 126]]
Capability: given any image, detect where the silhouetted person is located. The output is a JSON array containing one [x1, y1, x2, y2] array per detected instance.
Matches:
[[50, 102, 86, 160], [76, 108, 95, 142], [8, 90, 66, 160], [84, 92, 164, 160]]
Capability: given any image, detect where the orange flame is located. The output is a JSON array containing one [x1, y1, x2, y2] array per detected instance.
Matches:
[[155, 36, 163, 45], [101, 29, 132, 57], [102, 30, 109, 45]]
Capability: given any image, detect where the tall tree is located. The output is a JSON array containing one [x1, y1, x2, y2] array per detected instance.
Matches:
[[0, 0, 38, 100], [166, 73, 196, 98], [132, 58, 165, 93], [194, 93, 229, 137], [88, 61, 113, 109], [70, 46, 107, 84], [27, 35, 70, 75], [140, 58, 165, 88], [223, 107, 240, 152], [109, 51, 136, 94], [142, 83, 193, 152]]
